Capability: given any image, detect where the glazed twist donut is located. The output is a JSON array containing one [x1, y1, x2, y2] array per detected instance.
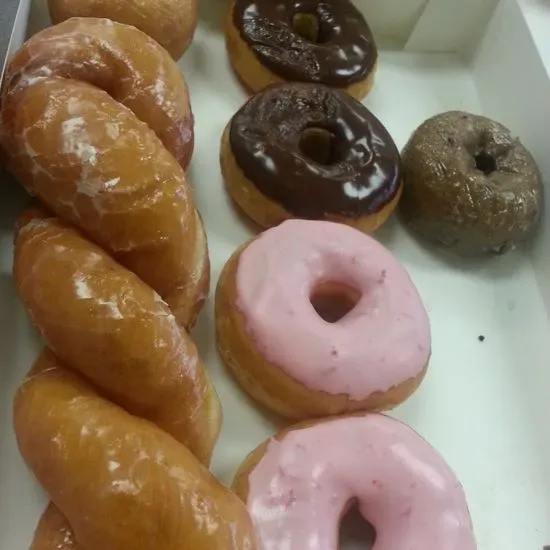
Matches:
[[0, 17, 207, 331], [0, 17, 238, 550], [14, 209, 220, 464], [16, 351, 255, 550]]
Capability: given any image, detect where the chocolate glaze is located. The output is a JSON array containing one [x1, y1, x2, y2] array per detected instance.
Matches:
[[229, 83, 401, 219], [232, 0, 377, 87]]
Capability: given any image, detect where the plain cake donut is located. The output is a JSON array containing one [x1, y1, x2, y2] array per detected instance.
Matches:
[[226, 0, 378, 99], [216, 220, 430, 420], [233, 413, 477, 549], [399, 111, 543, 256], [221, 83, 402, 232]]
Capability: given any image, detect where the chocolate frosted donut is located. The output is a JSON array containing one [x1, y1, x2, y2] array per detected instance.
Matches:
[[220, 83, 402, 232], [226, 0, 378, 100], [400, 111, 543, 256]]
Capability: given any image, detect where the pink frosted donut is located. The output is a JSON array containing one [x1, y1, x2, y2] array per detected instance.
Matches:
[[233, 413, 477, 549], [215, 220, 431, 419]]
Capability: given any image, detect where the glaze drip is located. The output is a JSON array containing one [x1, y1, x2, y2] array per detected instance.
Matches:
[[229, 83, 401, 218], [233, 0, 378, 86]]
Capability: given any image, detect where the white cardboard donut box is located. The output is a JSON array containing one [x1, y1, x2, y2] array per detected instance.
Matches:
[[1, 0, 549, 547]]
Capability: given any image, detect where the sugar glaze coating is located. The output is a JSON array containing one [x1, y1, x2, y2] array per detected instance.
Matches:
[[232, 0, 377, 87], [236, 220, 430, 398], [237, 414, 476, 550]]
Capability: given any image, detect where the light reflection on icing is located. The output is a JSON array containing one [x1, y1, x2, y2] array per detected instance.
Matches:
[[246, 414, 476, 550], [229, 83, 401, 218], [236, 220, 430, 399], [61, 116, 98, 166], [74, 275, 93, 299]]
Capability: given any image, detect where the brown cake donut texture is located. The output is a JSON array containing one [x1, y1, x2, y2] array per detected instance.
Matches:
[[399, 111, 543, 256]]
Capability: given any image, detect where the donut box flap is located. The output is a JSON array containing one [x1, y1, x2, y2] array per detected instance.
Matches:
[[353, 0, 498, 51]]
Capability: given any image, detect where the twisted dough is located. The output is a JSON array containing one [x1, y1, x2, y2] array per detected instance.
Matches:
[[48, 0, 198, 60], [14, 209, 220, 464], [16, 351, 254, 550], [0, 17, 244, 550], [1, 17, 207, 331]]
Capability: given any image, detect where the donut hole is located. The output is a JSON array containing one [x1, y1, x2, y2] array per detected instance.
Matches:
[[474, 151, 497, 175], [310, 281, 361, 323], [340, 502, 377, 549], [292, 13, 325, 43], [299, 128, 339, 165]]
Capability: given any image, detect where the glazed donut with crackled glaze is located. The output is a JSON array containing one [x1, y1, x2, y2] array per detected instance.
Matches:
[[216, 220, 430, 420], [0, 17, 207, 330], [48, 0, 198, 60], [399, 111, 543, 256], [14, 209, 220, 464], [221, 83, 402, 232], [0, 18, 246, 550], [16, 352, 255, 550], [233, 413, 477, 550], [226, 0, 378, 99]]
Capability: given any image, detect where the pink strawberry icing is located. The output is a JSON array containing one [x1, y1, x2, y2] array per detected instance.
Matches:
[[246, 414, 477, 549], [235, 220, 431, 399]]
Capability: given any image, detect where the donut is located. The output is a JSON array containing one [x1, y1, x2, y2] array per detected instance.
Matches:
[[14, 211, 220, 465], [216, 220, 430, 420], [233, 413, 477, 549], [225, 0, 378, 99], [399, 111, 543, 256], [0, 18, 206, 330], [220, 83, 402, 232], [16, 352, 255, 550], [2, 20, 261, 549], [48, 0, 198, 59]]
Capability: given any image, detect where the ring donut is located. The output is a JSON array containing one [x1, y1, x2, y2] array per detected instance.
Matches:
[[220, 83, 402, 232], [233, 413, 477, 549], [226, 0, 378, 99], [216, 220, 430, 420], [399, 111, 543, 256]]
